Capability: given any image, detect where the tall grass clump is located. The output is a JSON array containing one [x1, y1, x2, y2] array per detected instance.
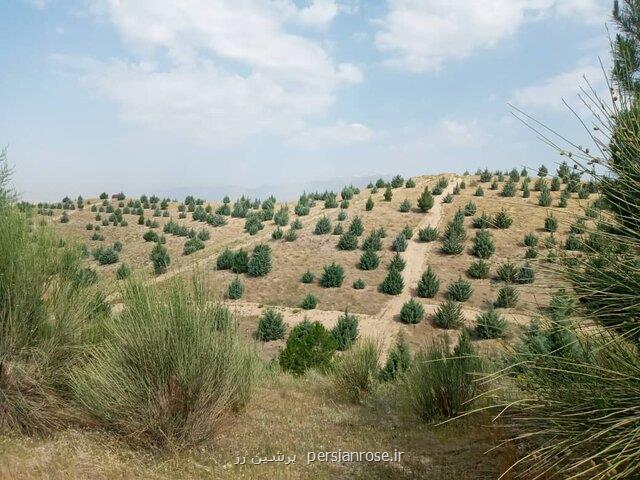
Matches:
[[332, 338, 380, 403], [70, 279, 260, 448]]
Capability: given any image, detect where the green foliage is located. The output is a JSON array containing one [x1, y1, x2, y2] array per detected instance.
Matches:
[[392, 233, 408, 252], [332, 310, 359, 350], [390, 174, 404, 188], [143, 230, 159, 242], [564, 233, 582, 251], [474, 185, 484, 197], [255, 309, 286, 342], [433, 300, 463, 329], [501, 180, 517, 197], [473, 211, 493, 228], [365, 196, 374, 211], [93, 246, 119, 265], [273, 205, 290, 226], [324, 193, 338, 209], [337, 209, 347, 221], [301, 270, 314, 283], [467, 259, 490, 279], [216, 248, 234, 270], [496, 261, 519, 283], [353, 278, 365, 289], [493, 208, 513, 229], [320, 262, 345, 288], [399, 198, 412, 212], [231, 249, 249, 274], [417, 187, 434, 212], [380, 268, 404, 295], [359, 248, 380, 270], [475, 310, 507, 339], [472, 229, 495, 259], [401, 298, 425, 324], [300, 293, 318, 310], [183, 237, 204, 255], [538, 189, 552, 207], [361, 230, 382, 251], [247, 244, 272, 277], [332, 223, 343, 235], [227, 276, 244, 300], [544, 213, 558, 232], [401, 225, 413, 239], [405, 178, 416, 188], [116, 263, 131, 280], [416, 266, 439, 298], [271, 226, 283, 240], [388, 252, 406, 272], [463, 201, 477, 216], [284, 228, 298, 242], [332, 338, 380, 403], [494, 285, 519, 308], [447, 277, 473, 302], [516, 261, 535, 284], [418, 226, 438, 242], [314, 215, 332, 234], [380, 333, 411, 381], [337, 231, 358, 250], [383, 186, 393, 201], [279, 320, 336, 375], [150, 243, 170, 274], [524, 232, 538, 247], [349, 216, 364, 236]]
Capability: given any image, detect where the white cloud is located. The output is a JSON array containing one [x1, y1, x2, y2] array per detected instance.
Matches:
[[375, 0, 608, 73], [24, 0, 49, 9], [288, 121, 373, 148], [67, 0, 361, 145], [511, 62, 606, 110]]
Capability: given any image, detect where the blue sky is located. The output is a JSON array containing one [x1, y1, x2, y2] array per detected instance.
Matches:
[[1, 0, 611, 201]]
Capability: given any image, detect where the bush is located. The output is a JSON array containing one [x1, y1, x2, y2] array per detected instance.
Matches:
[[116, 263, 131, 280], [539, 189, 552, 207], [383, 186, 393, 201], [300, 293, 318, 310], [70, 281, 259, 448], [380, 268, 404, 295], [231, 249, 249, 274], [388, 252, 406, 272], [284, 228, 298, 242], [447, 277, 473, 302], [273, 206, 290, 226], [227, 277, 244, 300], [401, 225, 413, 239], [150, 244, 170, 274], [332, 338, 380, 403], [271, 226, 283, 239], [463, 201, 477, 216], [366, 196, 374, 211], [380, 333, 411, 381], [337, 232, 358, 250], [337, 210, 347, 221], [348, 216, 364, 236], [433, 300, 463, 329], [524, 233, 538, 247], [216, 248, 234, 270], [390, 174, 404, 188], [544, 213, 558, 232], [473, 211, 493, 229], [494, 285, 518, 308], [359, 248, 380, 270], [501, 180, 517, 197], [474, 185, 484, 197], [440, 236, 464, 254], [353, 278, 365, 289], [550, 176, 561, 191], [472, 229, 495, 259], [183, 237, 205, 255], [397, 198, 412, 214], [255, 309, 286, 342], [525, 246, 538, 259], [94, 246, 119, 265], [404, 330, 482, 420], [416, 266, 439, 298], [279, 320, 336, 375], [494, 209, 513, 229], [332, 310, 359, 350], [467, 259, 489, 279], [332, 223, 343, 235], [418, 226, 438, 242], [497, 261, 519, 283], [417, 187, 434, 212], [301, 270, 314, 283], [143, 230, 159, 242], [516, 261, 535, 284], [247, 244, 271, 277], [401, 299, 425, 324], [361, 231, 382, 251], [475, 310, 507, 339], [319, 262, 345, 288], [314, 215, 332, 234], [392, 233, 408, 252]]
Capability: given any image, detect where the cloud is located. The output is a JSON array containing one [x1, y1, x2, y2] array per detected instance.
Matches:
[[23, 0, 49, 8], [511, 62, 606, 111], [375, 0, 608, 73], [288, 121, 373, 148], [65, 0, 361, 145]]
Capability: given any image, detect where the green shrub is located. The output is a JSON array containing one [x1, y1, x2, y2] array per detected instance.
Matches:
[[273, 206, 290, 226], [290, 219, 303, 230], [550, 176, 561, 191], [380, 268, 404, 295], [388, 252, 406, 272], [183, 237, 205, 255], [570, 218, 586, 234], [433, 300, 463, 329], [272, 226, 283, 239], [467, 259, 490, 279], [353, 278, 365, 289], [516, 262, 535, 284], [284, 228, 298, 242], [401, 225, 413, 239], [227, 277, 244, 300], [116, 263, 131, 280], [216, 248, 234, 270], [255, 309, 286, 342], [380, 333, 411, 381], [440, 235, 464, 254], [501, 180, 517, 197], [337, 232, 358, 250], [401, 299, 425, 324], [93, 246, 119, 265], [494, 208, 513, 229], [332, 223, 343, 235], [361, 231, 382, 251], [365, 196, 374, 211], [525, 246, 538, 258], [392, 233, 408, 252], [494, 285, 518, 308], [320, 262, 344, 288], [301, 270, 314, 283], [331, 338, 380, 403], [324, 193, 339, 209], [332, 310, 359, 350], [523, 183, 530, 198], [475, 310, 507, 339], [474, 185, 484, 197], [418, 226, 438, 242], [497, 261, 518, 283], [473, 211, 493, 229], [472, 229, 495, 259], [539, 189, 552, 207], [70, 281, 259, 448], [143, 230, 159, 242], [544, 213, 558, 232], [417, 187, 434, 212], [359, 248, 380, 270], [247, 244, 271, 277], [447, 277, 473, 302], [416, 266, 439, 298], [348, 216, 364, 236], [404, 331, 483, 420], [463, 201, 477, 216], [383, 186, 393, 201], [337, 210, 347, 221], [231, 249, 249, 274], [150, 244, 170, 274], [314, 215, 332, 234], [524, 233, 538, 247], [279, 320, 336, 375], [564, 233, 582, 251], [300, 293, 318, 310]]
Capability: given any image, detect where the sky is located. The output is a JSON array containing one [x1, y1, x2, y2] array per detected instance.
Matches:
[[1, 0, 612, 201]]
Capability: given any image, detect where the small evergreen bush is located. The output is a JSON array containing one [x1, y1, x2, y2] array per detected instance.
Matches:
[[418, 226, 438, 242], [231, 249, 249, 274], [227, 277, 244, 300], [392, 233, 408, 252], [447, 277, 473, 302], [301, 270, 315, 283], [472, 229, 495, 259], [380, 268, 404, 295], [463, 201, 477, 216], [399, 199, 412, 212], [332, 310, 359, 350], [417, 187, 434, 212], [494, 209, 513, 229], [497, 261, 519, 283], [544, 213, 558, 232], [353, 278, 365, 289], [337, 232, 358, 250], [475, 310, 507, 339], [150, 244, 170, 274], [359, 248, 380, 270], [255, 309, 286, 342], [494, 285, 518, 308], [388, 252, 406, 272], [467, 259, 489, 279], [433, 300, 463, 329], [401, 299, 425, 324], [320, 262, 345, 288], [279, 320, 336, 375], [314, 215, 332, 234], [300, 293, 318, 310]]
